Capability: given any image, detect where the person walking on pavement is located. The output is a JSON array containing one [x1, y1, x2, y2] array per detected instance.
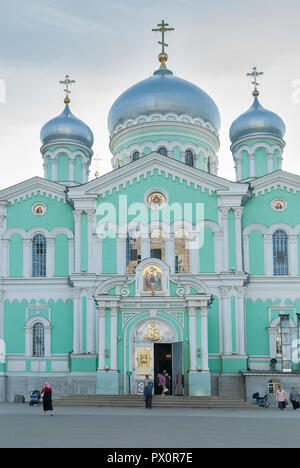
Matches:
[[144, 381, 154, 410], [276, 386, 287, 411], [41, 382, 54, 416], [289, 388, 299, 410]]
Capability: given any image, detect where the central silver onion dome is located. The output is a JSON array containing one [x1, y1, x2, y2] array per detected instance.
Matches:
[[230, 97, 286, 144], [108, 67, 221, 135], [40, 103, 94, 149]]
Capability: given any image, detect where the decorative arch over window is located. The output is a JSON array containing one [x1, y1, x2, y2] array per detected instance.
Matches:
[[157, 147, 168, 157], [150, 228, 165, 261], [132, 151, 140, 161], [25, 316, 52, 358], [185, 150, 194, 167], [32, 235, 47, 277], [126, 230, 141, 274], [273, 230, 289, 275], [32, 234, 47, 277], [174, 228, 190, 273]]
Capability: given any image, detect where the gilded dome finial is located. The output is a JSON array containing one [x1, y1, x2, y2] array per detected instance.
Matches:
[[59, 74, 75, 104], [247, 67, 264, 97], [152, 20, 174, 72]]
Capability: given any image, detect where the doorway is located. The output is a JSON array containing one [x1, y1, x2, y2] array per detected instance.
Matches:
[[154, 343, 173, 395]]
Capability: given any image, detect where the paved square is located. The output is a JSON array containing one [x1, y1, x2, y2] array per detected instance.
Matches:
[[0, 404, 300, 448]]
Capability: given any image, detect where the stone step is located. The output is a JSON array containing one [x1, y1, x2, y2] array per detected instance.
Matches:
[[53, 395, 255, 409]]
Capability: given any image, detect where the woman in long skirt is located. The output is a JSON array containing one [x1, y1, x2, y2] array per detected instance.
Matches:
[[41, 382, 54, 416]]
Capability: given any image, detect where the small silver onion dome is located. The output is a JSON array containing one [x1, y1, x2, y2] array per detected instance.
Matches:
[[40, 104, 94, 148], [230, 97, 286, 144], [108, 68, 221, 135]]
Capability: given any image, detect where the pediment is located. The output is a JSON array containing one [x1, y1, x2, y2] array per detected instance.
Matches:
[[0, 177, 67, 205], [250, 170, 300, 196]]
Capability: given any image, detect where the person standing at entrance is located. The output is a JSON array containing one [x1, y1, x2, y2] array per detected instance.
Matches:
[[144, 381, 154, 409], [276, 386, 287, 411], [290, 388, 299, 410], [175, 371, 185, 396], [41, 382, 54, 416]]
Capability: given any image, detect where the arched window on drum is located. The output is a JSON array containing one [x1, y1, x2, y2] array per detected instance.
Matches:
[[273, 230, 289, 275], [132, 151, 140, 162], [185, 150, 194, 167], [157, 147, 168, 157], [175, 228, 190, 273]]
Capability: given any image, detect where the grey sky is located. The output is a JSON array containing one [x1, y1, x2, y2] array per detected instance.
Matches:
[[1, 0, 300, 189]]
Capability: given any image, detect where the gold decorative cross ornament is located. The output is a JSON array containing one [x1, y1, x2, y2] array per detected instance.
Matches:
[[247, 67, 264, 97], [59, 74, 75, 104]]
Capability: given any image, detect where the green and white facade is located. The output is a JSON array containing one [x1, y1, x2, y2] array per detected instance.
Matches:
[[1, 51, 300, 402]]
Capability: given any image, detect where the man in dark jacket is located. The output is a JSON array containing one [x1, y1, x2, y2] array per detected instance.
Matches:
[[144, 381, 154, 409]]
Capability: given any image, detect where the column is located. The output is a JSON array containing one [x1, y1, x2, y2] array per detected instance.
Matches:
[[98, 307, 106, 371], [46, 238, 54, 278], [73, 210, 82, 273], [23, 239, 31, 278], [200, 307, 209, 372], [73, 289, 81, 355], [82, 162, 88, 184], [235, 156, 242, 181], [264, 234, 273, 276], [165, 233, 175, 273], [249, 153, 255, 177], [267, 153, 274, 173], [188, 307, 197, 371], [110, 307, 118, 371], [234, 207, 244, 272], [220, 287, 232, 355], [52, 159, 58, 181], [219, 207, 229, 271], [235, 287, 246, 356], [243, 235, 249, 273], [87, 210, 96, 273], [289, 235, 298, 276], [69, 159, 75, 182], [214, 232, 223, 273], [86, 295, 96, 353]]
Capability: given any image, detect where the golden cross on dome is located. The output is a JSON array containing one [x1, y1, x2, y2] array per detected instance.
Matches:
[[152, 20, 174, 56], [59, 74, 75, 104], [247, 67, 264, 97]]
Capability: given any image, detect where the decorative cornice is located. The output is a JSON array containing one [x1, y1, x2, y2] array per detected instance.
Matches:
[[110, 113, 219, 140]]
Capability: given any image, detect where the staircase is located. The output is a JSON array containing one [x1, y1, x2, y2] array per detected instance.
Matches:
[[53, 395, 256, 409]]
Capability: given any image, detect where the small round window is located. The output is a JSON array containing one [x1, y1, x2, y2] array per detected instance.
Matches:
[[272, 199, 287, 212], [33, 203, 47, 216], [147, 192, 167, 210]]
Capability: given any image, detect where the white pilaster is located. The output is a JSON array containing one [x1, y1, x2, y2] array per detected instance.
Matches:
[[234, 207, 244, 272], [220, 207, 229, 271], [214, 231, 223, 274], [289, 235, 298, 276], [200, 307, 209, 371], [46, 238, 54, 278], [110, 307, 118, 371], [243, 235, 249, 273], [52, 159, 58, 181], [220, 287, 232, 355], [141, 234, 150, 260], [98, 307, 106, 371], [87, 210, 96, 273], [165, 234, 175, 273], [0, 291, 4, 344], [86, 295, 96, 354], [23, 239, 31, 278], [117, 236, 127, 274], [235, 287, 246, 356], [249, 153, 255, 177], [264, 234, 273, 276], [73, 289, 81, 355], [73, 210, 82, 273], [69, 159, 75, 182], [267, 153, 274, 173], [188, 307, 197, 371]]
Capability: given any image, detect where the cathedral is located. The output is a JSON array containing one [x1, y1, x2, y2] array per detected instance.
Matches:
[[1, 22, 300, 402]]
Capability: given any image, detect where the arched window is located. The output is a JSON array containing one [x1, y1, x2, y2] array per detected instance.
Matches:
[[126, 230, 141, 274], [273, 230, 289, 275], [175, 228, 190, 273], [150, 228, 165, 261], [32, 323, 45, 357], [185, 150, 194, 167], [32, 234, 47, 277], [207, 157, 211, 174], [158, 147, 168, 157], [132, 152, 140, 161]]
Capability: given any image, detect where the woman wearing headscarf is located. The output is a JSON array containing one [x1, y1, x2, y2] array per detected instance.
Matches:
[[41, 382, 54, 416], [157, 373, 166, 395]]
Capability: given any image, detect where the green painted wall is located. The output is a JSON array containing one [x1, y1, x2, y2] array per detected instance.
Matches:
[[254, 148, 268, 177], [54, 234, 69, 277], [200, 227, 215, 273], [74, 156, 83, 184], [57, 154, 69, 181], [249, 230, 265, 275], [9, 234, 23, 278]]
